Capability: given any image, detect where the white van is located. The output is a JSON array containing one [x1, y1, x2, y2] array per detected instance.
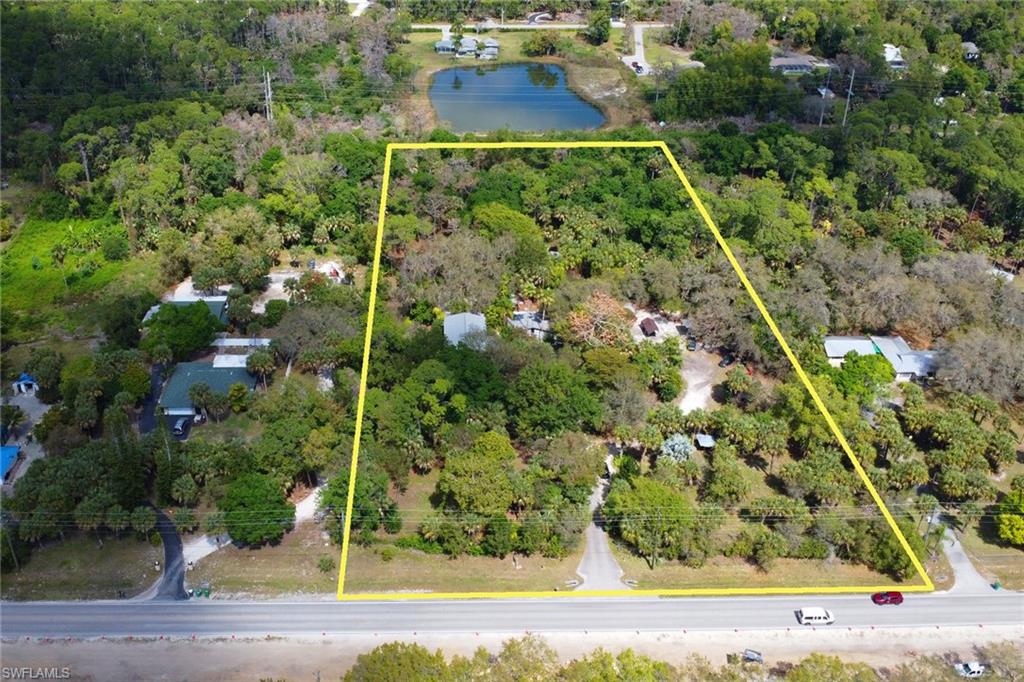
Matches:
[[796, 607, 835, 625]]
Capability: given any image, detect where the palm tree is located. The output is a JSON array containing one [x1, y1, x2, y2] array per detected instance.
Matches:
[[246, 350, 275, 389], [188, 382, 213, 419]]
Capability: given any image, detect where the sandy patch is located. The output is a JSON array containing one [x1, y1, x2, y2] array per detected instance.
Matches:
[[3, 627, 1019, 681]]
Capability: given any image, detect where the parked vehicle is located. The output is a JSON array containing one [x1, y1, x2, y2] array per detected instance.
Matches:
[[742, 649, 764, 664], [795, 607, 835, 625], [718, 355, 735, 368], [686, 337, 698, 351], [954, 662, 986, 678], [172, 417, 188, 436], [871, 591, 904, 605]]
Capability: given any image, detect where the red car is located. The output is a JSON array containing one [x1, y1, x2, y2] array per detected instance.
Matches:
[[871, 591, 904, 605]]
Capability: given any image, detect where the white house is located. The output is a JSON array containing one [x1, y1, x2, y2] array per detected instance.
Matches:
[[823, 335, 936, 382], [443, 312, 486, 345], [884, 44, 908, 71]]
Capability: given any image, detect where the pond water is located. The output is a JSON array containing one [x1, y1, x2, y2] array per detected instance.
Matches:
[[428, 63, 606, 133]]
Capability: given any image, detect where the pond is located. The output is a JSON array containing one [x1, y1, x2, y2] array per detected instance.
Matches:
[[428, 63, 606, 133]]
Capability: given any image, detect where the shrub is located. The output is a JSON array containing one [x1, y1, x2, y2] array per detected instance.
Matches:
[[318, 555, 336, 573], [263, 299, 288, 327], [101, 233, 130, 261]]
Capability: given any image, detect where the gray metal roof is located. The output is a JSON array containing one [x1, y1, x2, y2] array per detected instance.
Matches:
[[823, 336, 878, 358], [443, 312, 486, 345]]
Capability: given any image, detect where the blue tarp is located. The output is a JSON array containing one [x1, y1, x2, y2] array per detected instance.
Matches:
[[1, 445, 21, 479]]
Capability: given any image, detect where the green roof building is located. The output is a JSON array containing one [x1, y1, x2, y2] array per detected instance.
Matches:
[[143, 297, 228, 325], [158, 362, 256, 416]]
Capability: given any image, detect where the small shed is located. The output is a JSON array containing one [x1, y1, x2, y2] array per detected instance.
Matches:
[[443, 312, 486, 346], [11, 372, 37, 394], [640, 318, 658, 337], [961, 41, 980, 60], [695, 433, 716, 449]]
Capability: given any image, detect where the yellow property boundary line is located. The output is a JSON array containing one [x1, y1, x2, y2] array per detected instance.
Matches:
[[336, 140, 934, 601]]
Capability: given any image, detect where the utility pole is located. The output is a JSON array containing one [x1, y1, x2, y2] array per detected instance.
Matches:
[[818, 68, 832, 127], [841, 67, 855, 128], [263, 70, 274, 123]]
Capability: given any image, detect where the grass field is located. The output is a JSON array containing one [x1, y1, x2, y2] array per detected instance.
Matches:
[[644, 39, 697, 68], [343, 542, 584, 594], [0, 217, 161, 343], [960, 520, 1023, 590], [189, 522, 337, 597], [1, 534, 162, 601], [610, 543, 933, 591]]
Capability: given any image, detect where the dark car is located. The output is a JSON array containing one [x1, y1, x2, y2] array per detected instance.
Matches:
[[686, 337, 698, 351], [871, 591, 904, 605], [718, 355, 735, 368]]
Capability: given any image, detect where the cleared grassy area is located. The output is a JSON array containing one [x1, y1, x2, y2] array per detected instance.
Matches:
[[344, 542, 584, 594], [191, 413, 263, 443], [611, 543, 930, 590], [394, 469, 440, 524], [959, 520, 1023, 590], [0, 217, 161, 343], [1, 534, 162, 601], [190, 522, 337, 597], [644, 39, 697, 68]]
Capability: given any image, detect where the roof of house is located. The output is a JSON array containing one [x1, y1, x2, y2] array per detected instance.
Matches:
[[483, 38, 499, 47], [211, 337, 272, 348], [158, 362, 256, 410], [640, 318, 658, 335], [459, 37, 478, 48], [770, 53, 834, 72], [509, 311, 550, 331], [1, 445, 20, 478], [443, 312, 486, 346], [481, 46, 499, 56], [884, 44, 907, 64], [143, 298, 227, 324], [961, 41, 980, 54], [212, 354, 252, 368], [435, 39, 454, 49], [823, 336, 878, 358], [870, 336, 936, 376]]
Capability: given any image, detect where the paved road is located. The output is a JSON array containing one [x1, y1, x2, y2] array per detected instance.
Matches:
[[2, 593, 1020, 638], [943, 527, 996, 594], [575, 475, 627, 591], [134, 507, 187, 601], [137, 364, 163, 435]]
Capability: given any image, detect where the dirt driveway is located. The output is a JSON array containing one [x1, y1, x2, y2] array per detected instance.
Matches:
[[678, 350, 728, 413]]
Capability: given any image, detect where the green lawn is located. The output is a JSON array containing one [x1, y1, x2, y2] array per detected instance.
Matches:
[[190, 522, 338, 597], [959, 518, 1024, 590], [611, 542, 931, 591], [1, 534, 162, 601], [644, 39, 697, 68], [0, 217, 161, 343], [344, 542, 584, 594]]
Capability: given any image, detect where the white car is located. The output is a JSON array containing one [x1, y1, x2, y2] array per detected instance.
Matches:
[[954, 662, 986, 678], [795, 607, 835, 625]]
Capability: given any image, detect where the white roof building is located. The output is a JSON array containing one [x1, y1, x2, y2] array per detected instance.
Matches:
[[884, 44, 908, 70], [443, 312, 486, 346], [823, 336, 879, 365], [823, 335, 936, 381]]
